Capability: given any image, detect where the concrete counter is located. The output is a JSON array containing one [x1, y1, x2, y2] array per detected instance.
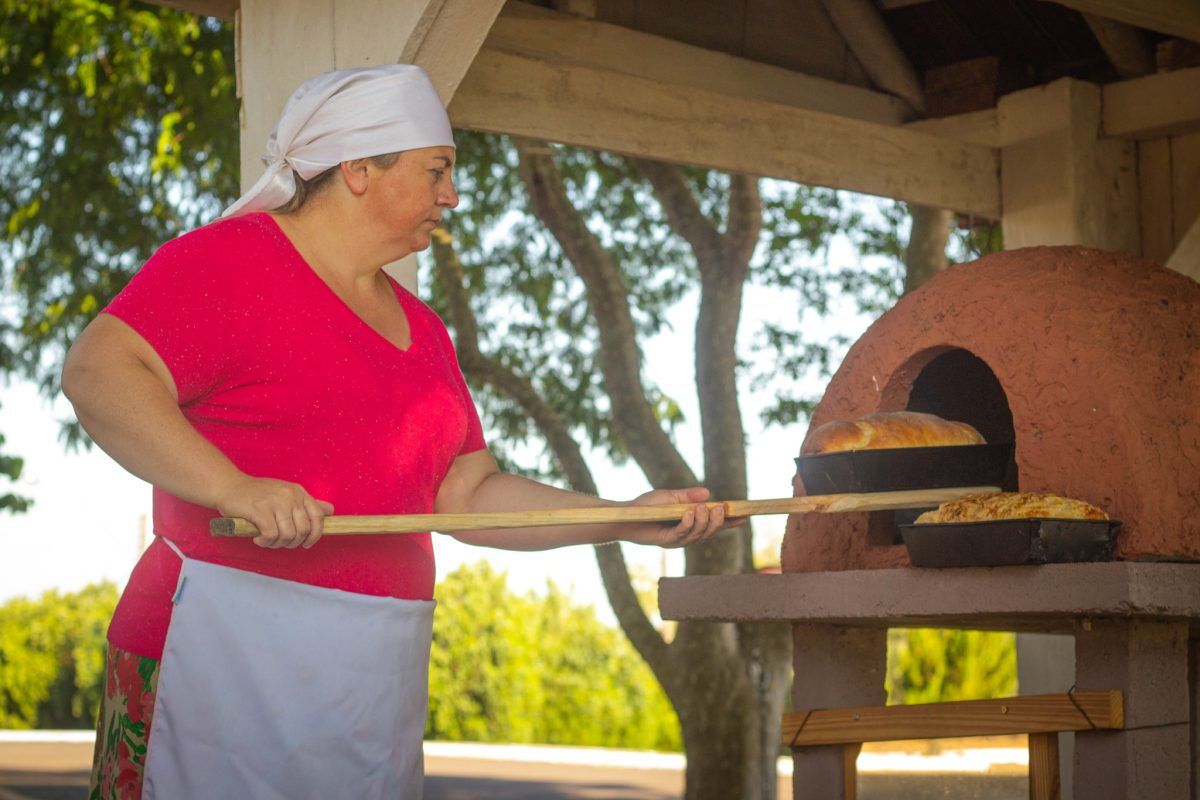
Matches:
[[659, 562, 1200, 634]]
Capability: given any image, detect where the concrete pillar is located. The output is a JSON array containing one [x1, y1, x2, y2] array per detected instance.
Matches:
[[1073, 619, 1191, 799], [791, 625, 887, 798], [1017, 633, 1076, 798]]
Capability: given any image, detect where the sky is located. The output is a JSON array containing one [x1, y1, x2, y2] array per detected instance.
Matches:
[[0, 227, 883, 627]]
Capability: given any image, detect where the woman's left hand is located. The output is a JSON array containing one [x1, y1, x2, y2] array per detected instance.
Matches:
[[621, 487, 744, 548]]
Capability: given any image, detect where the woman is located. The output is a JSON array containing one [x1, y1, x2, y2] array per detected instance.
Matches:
[[63, 65, 729, 799]]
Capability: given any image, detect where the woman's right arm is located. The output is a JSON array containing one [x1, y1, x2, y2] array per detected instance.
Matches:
[[61, 314, 331, 548]]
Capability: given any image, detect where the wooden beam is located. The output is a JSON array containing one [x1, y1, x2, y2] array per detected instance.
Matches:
[[905, 108, 1000, 147], [449, 48, 1000, 217], [1166, 211, 1200, 280], [1103, 67, 1200, 139], [1157, 38, 1200, 70], [551, 0, 595, 17], [486, 3, 910, 126], [842, 745, 858, 800], [781, 691, 1123, 747], [407, 0, 506, 102], [1172, 132, 1200, 256], [819, 0, 925, 111], [332, 0, 445, 69], [142, 0, 237, 21], [1044, 0, 1200, 43], [1083, 13, 1155, 77], [876, 0, 934, 8], [1139, 138, 1175, 264]]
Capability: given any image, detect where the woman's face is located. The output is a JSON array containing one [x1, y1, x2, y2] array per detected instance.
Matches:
[[367, 145, 459, 255]]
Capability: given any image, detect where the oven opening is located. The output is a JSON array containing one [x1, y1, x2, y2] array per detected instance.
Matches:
[[868, 348, 1020, 546]]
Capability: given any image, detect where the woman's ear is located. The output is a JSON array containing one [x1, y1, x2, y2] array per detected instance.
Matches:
[[339, 159, 371, 196]]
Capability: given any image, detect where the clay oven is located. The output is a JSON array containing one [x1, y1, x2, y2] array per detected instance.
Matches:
[[783, 245, 1200, 571]]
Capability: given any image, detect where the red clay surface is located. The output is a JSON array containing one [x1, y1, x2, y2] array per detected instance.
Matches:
[[785, 246, 1200, 571]]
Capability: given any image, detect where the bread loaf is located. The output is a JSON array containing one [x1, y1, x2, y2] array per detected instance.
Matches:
[[801, 411, 984, 455], [915, 492, 1109, 523]]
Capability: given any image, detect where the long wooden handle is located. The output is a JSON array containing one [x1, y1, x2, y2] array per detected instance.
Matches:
[[209, 485, 998, 537]]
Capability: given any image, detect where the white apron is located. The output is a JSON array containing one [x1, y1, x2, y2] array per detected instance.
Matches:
[[143, 539, 435, 800]]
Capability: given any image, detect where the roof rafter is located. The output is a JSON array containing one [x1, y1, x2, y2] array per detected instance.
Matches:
[[1046, 0, 1200, 43], [1166, 213, 1200, 280], [818, 0, 925, 112], [450, 48, 1000, 216], [489, 3, 911, 126]]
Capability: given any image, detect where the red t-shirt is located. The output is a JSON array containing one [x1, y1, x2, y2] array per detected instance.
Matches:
[[102, 213, 486, 659]]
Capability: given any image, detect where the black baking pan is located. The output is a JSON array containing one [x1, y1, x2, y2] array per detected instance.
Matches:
[[899, 518, 1121, 568], [794, 443, 1013, 496]]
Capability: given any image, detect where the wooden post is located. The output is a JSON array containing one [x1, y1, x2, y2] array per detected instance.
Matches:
[[998, 78, 1139, 253], [1029, 732, 1061, 800], [842, 743, 859, 800], [791, 625, 886, 799]]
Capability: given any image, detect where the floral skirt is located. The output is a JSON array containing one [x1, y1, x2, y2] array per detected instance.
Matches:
[[89, 645, 160, 800]]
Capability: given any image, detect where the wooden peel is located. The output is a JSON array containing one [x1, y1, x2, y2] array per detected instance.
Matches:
[[209, 485, 999, 538]]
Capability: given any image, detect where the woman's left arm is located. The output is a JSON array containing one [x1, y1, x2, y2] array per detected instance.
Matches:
[[433, 450, 731, 550]]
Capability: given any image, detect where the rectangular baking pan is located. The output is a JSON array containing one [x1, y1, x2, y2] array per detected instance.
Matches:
[[899, 518, 1121, 568], [794, 443, 1013, 496]]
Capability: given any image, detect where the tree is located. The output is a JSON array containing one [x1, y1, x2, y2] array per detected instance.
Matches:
[[428, 133, 888, 798], [0, 0, 238, 450], [887, 628, 1017, 706], [0, 581, 118, 728], [0, 413, 31, 513], [427, 561, 681, 751]]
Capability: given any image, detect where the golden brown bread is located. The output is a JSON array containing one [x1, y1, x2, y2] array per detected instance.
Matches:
[[915, 492, 1109, 523], [801, 411, 984, 455]]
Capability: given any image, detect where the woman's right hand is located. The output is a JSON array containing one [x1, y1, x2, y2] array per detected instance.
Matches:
[[214, 475, 335, 550]]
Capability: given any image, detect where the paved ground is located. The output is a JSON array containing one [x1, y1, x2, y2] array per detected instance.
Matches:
[[0, 735, 1028, 799]]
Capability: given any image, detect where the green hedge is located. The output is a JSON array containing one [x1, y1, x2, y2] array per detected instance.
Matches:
[[887, 628, 1017, 705], [0, 573, 1016, 738], [427, 561, 681, 751], [0, 582, 117, 728]]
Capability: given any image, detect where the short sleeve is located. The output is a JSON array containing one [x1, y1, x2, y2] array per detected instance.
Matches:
[[103, 233, 241, 405]]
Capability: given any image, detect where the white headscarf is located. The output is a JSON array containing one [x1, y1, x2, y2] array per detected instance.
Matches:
[[221, 64, 454, 219]]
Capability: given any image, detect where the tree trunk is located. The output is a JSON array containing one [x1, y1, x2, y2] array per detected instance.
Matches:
[[446, 141, 794, 799], [904, 204, 954, 293]]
